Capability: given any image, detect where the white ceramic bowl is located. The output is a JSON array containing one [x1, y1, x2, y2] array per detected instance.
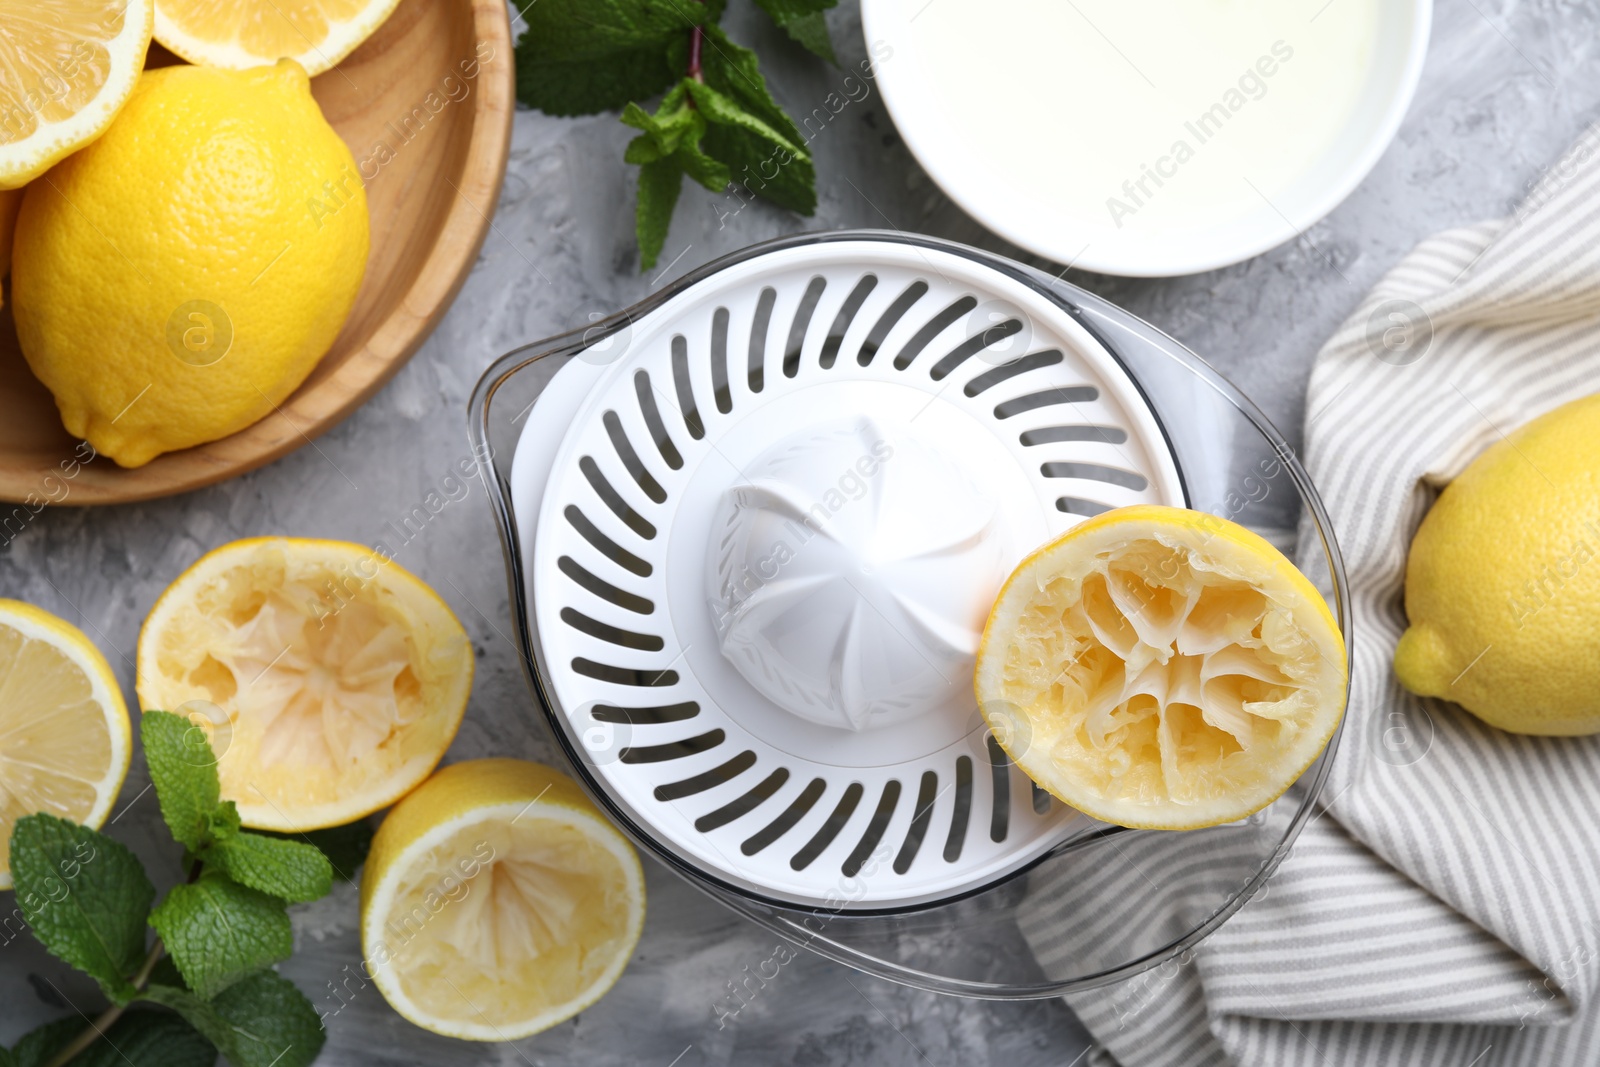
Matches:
[[860, 0, 1432, 277]]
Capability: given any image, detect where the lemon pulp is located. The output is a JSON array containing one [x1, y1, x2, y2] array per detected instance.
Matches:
[[976, 505, 1346, 830], [362, 761, 646, 1041], [136, 538, 471, 830]]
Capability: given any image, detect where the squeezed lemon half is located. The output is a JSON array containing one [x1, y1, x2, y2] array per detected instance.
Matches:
[[135, 538, 472, 831], [0, 599, 132, 888], [360, 760, 646, 1041], [975, 505, 1346, 830]]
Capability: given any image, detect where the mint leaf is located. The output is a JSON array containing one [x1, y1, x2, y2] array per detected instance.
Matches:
[[141, 986, 240, 1065], [752, 0, 838, 62], [11, 1012, 214, 1067], [148, 871, 292, 998], [10, 815, 153, 1003], [514, 0, 726, 115], [78, 1012, 214, 1067], [262, 820, 372, 882], [677, 141, 734, 194], [637, 157, 685, 270], [774, 12, 836, 63], [685, 80, 803, 155], [750, 0, 836, 24], [145, 972, 324, 1067], [9, 1018, 80, 1067], [140, 710, 221, 851], [212, 971, 325, 1067], [520, 0, 726, 56], [518, 46, 679, 117], [205, 832, 332, 904], [702, 123, 816, 215], [209, 800, 241, 843], [692, 24, 807, 146]]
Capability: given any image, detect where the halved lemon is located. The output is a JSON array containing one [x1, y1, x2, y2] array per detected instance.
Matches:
[[0, 0, 154, 189], [135, 537, 473, 831], [153, 0, 403, 76], [975, 505, 1346, 830], [0, 599, 132, 888], [361, 760, 646, 1041]]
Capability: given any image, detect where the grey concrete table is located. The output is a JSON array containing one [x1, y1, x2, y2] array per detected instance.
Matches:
[[2, 1, 1592, 1063]]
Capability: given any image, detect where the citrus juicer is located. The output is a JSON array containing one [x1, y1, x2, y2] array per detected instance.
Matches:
[[469, 231, 1351, 995]]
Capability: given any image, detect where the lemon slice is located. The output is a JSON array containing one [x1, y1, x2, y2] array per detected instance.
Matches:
[[135, 537, 473, 831], [975, 505, 1346, 830], [0, 599, 132, 888], [0, 0, 154, 189], [361, 760, 646, 1041], [153, 0, 403, 76]]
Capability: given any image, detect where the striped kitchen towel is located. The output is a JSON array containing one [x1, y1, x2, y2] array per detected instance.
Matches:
[[1028, 126, 1600, 1065]]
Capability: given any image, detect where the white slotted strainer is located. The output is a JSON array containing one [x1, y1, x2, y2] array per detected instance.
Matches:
[[503, 239, 1188, 909]]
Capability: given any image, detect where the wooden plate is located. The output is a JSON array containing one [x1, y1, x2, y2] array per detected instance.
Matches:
[[0, 0, 513, 505]]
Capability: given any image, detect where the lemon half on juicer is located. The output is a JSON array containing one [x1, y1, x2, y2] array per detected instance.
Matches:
[[976, 505, 1347, 831]]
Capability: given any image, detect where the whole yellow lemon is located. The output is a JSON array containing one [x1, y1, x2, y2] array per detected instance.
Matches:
[[12, 60, 369, 468], [1394, 392, 1600, 735]]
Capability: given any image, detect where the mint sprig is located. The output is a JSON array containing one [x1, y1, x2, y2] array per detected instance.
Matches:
[[515, 0, 836, 269], [4, 711, 345, 1067]]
